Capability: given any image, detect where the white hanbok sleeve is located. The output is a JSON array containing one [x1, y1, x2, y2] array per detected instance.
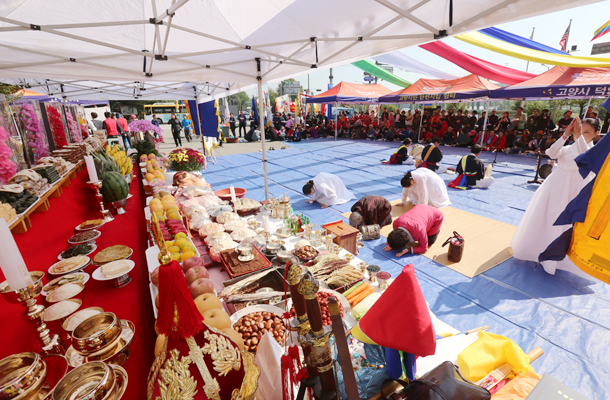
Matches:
[[545, 136, 568, 160], [402, 187, 409, 205]]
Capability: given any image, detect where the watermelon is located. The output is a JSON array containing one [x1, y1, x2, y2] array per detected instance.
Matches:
[[100, 171, 129, 202]]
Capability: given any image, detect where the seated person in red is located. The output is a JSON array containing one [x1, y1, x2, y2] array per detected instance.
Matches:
[[420, 129, 432, 143], [383, 204, 444, 256], [495, 131, 507, 151]]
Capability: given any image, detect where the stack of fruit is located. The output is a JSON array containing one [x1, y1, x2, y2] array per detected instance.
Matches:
[[92, 148, 130, 202], [106, 144, 133, 176], [150, 194, 197, 263], [141, 153, 165, 183]]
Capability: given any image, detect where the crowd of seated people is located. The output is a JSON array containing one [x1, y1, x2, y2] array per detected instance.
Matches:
[[258, 106, 604, 155]]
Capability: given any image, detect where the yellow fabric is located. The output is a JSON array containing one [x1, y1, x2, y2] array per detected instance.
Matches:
[[568, 154, 610, 283], [456, 32, 610, 67], [456, 332, 535, 382], [491, 372, 542, 400], [351, 323, 377, 345]]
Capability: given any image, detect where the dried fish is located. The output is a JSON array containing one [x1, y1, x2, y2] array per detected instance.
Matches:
[[218, 268, 278, 298], [226, 291, 287, 303]]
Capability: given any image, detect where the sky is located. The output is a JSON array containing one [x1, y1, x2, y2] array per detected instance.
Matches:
[[246, 2, 610, 96]]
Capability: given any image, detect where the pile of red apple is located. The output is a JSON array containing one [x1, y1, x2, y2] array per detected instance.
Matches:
[[151, 255, 215, 306], [158, 219, 188, 241]]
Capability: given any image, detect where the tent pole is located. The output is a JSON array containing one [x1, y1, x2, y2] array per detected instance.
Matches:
[[417, 103, 424, 142], [583, 96, 593, 118], [335, 102, 338, 142], [256, 59, 269, 201], [481, 99, 490, 146]]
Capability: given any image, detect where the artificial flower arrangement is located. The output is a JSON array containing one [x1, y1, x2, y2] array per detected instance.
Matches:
[[19, 102, 49, 163], [0, 123, 17, 185], [46, 105, 68, 149], [65, 111, 83, 143], [78, 115, 89, 139], [128, 119, 163, 145], [168, 148, 205, 172]]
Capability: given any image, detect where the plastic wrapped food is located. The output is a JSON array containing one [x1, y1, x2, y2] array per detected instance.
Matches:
[[198, 223, 225, 238], [223, 219, 248, 232], [240, 235, 266, 249], [173, 171, 210, 188], [182, 185, 213, 198], [207, 205, 233, 217], [294, 240, 311, 249], [189, 214, 213, 230], [184, 204, 209, 218], [216, 211, 240, 224], [230, 227, 257, 242], [205, 231, 232, 246], [233, 198, 262, 212], [210, 240, 238, 262]]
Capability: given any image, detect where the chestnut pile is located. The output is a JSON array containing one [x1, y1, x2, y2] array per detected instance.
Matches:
[[233, 311, 287, 352]]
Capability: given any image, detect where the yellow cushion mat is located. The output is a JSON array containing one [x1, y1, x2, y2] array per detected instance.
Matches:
[[342, 200, 516, 278]]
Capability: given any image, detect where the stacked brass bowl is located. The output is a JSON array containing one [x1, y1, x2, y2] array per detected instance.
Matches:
[[52, 361, 127, 400], [0, 352, 47, 399], [65, 312, 135, 368]]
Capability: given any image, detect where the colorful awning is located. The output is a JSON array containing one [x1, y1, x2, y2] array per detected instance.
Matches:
[[456, 31, 610, 68], [351, 60, 411, 88], [309, 81, 393, 104], [379, 74, 500, 103], [420, 41, 536, 85], [490, 66, 610, 99]]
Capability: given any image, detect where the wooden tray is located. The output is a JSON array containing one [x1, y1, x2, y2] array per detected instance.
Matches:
[[219, 245, 272, 279]]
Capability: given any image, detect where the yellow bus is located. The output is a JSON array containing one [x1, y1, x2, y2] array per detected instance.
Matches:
[[144, 103, 187, 124]]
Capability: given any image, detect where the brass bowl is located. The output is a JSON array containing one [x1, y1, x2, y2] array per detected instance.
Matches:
[[52, 361, 115, 400], [0, 352, 47, 400], [72, 312, 122, 356], [276, 250, 294, 263], [265, 242, 281, 255], [65, 320, 136, 368], [61, 307, 104, 333], [44, 283, 85, 304]]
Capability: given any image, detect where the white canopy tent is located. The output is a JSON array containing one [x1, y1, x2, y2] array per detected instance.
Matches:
[[0, 0, 602, 198]]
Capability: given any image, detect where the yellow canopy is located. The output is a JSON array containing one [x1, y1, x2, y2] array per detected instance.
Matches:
[[455, 31, 610, 68]]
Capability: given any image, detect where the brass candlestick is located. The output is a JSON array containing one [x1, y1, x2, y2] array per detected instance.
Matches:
[[0, 271, 66, 356], [88, 181, 114, 222]]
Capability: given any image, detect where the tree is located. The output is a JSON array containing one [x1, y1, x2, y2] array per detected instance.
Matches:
[[0, 83, 24, 103], [226, 92, 249, 110], [267, 87, 279, 109]]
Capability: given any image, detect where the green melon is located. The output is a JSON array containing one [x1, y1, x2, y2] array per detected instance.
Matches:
[[100, 171, 129, 202]]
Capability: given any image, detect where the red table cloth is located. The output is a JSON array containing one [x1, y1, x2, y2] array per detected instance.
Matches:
[[0, 170, 155, 400]]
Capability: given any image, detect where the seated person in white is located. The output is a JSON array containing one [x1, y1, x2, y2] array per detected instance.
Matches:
[[396, 169, 451, 208], [303, 172, 356, 209]]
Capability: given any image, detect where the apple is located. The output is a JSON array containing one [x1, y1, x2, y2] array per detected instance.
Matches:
[[183, 256, 204, 273], [221, 328, 245, 351], [186, 266, 210, 285], [151, 267, 160, 287], [202, 308, 231, 330], [194, 293, 223, 316], [154, 334, 167, 358], [189, 278, 215, 299]]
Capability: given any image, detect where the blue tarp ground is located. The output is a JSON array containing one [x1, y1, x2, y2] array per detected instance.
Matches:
[[203, 138, 610, 399]]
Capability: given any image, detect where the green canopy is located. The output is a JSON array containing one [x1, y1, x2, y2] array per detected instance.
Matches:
[[351, 59, 411, 88]]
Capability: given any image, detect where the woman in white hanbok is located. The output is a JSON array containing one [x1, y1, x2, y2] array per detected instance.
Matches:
[[303, 172, 356, 208], [396, 168, 451, 208], [511, 118, 599, 279]]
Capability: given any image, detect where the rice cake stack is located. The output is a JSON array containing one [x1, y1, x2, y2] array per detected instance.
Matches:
[[9, 170, 51, 197], [32, 164, 60, 184], [0, 202, 17, 224], [37, 157, 69, 175]]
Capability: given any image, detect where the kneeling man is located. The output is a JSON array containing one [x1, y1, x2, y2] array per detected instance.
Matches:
[[349, 195, 393, 228], [449, 144, 494, 189], [383, 204, 444, 257]]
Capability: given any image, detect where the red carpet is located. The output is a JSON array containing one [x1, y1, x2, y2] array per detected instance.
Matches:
[[0, 170, 154, 399]]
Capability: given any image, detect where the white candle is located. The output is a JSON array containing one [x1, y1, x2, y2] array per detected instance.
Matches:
[[262, 214, 270, 233], [85, 156, 98, 183], [229, 185, 237, 203], [0, 219, 33, 290]]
